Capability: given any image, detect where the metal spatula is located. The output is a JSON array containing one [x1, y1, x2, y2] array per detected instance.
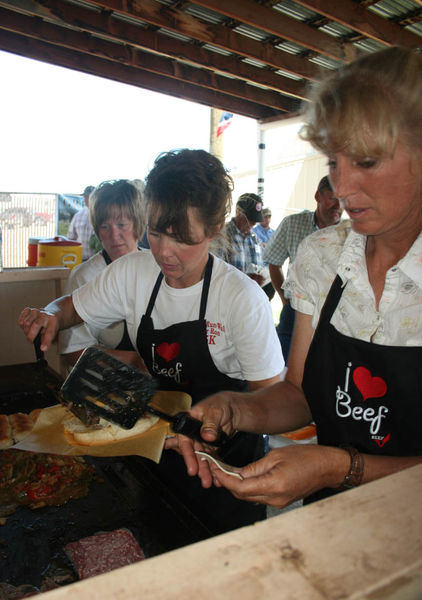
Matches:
[[60, 346, 227, 446]]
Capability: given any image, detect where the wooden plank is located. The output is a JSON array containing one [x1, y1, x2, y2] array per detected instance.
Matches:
[[194, 0, 344, 60], [0, 8, 300, 110], [295, 0, 422, 48], [26, 0, 307, 98], [86, 0, 325, 79], [0, 29, 279, 119], [0, 267, 69, 283], [33, 464, 422, 600]]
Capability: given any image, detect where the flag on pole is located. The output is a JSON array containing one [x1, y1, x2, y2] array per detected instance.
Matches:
[[216, 112, 233, 137]]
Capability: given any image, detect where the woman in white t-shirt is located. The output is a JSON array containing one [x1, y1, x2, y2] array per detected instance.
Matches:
[[19, 149, 283, 534], [59, 179, 145, 367]]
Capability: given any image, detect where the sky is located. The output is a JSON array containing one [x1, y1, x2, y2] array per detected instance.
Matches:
[[0, 50, 259, 194]]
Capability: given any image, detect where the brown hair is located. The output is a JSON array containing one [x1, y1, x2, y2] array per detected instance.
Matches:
[[144, 149, 233, 245], [300, 46, 422, 159], [90, 179, 145, 239]]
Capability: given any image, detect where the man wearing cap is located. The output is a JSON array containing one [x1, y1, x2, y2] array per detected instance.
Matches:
[[253, 207, 274, 246], [264, 176, 342, 363], [67, 185, 95, 261], [220, 193, 274, 300]]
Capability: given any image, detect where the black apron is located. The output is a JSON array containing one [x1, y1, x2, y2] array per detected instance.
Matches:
[[136, 254, 266, 534], [302, 275, 422, 502], [102, 250, 134, 351]]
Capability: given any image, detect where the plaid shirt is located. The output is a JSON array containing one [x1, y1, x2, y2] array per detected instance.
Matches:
[[263, 210, 318, 267], [221, 218, 265, 273], [263, 210, 317, 299], [67, 206, 94, 261]]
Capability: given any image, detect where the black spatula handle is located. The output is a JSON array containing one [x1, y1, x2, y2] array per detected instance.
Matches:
[[171, 412, 229, 447]]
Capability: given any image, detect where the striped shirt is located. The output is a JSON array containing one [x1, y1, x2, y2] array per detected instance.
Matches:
[[67, 206, 94, 261]]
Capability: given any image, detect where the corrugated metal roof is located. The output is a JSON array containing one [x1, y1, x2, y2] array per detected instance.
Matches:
[[0, 0, 420, 121]]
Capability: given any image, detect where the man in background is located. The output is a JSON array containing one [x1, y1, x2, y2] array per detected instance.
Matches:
[[67, 185, 95, 261], [264, 176, 342, 362], [253, 207, 274, 247], [221, 193, 274, 300]]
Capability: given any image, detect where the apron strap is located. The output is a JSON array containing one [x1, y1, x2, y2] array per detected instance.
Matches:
[[318, 275, 345, 324], [199, 254, 213, 320], [101, 249, 112, 265], [145, 271, 164, 318], [145, 254, 214, 320]]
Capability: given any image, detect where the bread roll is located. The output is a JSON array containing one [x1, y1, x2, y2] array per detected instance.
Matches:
[[9, 412, 35, 443], [0, 414, 12, 449], [62, 412, 159, 446]]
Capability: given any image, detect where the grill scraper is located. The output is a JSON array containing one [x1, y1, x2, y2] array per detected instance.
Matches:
[[60, 346, 226, 446]]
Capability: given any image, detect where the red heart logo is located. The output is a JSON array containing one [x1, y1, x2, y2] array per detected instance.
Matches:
[[156, 342, 180, 362], [352, 366, 387, 401]]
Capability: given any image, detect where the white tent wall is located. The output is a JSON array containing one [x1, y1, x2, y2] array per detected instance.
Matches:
[[231, 116, 328, 230]]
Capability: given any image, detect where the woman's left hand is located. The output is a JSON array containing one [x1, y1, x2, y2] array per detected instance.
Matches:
[[208, 444, 349, 509]]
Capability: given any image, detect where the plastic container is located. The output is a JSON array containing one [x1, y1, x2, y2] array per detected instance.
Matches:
[[27, 237, 43, 267], [37, 236, 82, 270]]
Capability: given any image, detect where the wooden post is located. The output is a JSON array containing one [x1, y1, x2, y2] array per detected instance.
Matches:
[[209, 107, 223, 160]]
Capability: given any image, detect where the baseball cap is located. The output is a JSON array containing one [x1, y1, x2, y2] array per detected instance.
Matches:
[[317, 176, 332, 192], [82, 185, 95, 197], [237, 193, 264, 223], [262, 207, 272, 217]]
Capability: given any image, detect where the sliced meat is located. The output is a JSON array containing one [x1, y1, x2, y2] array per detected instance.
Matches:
[[65, 529, 145, 579]]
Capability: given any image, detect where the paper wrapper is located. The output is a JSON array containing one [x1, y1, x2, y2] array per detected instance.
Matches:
[[13, 390, 192, 463]]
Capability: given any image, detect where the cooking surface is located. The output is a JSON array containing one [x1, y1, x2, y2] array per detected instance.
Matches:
[[0, 362, 213, 588], [0, 455, 213, 587]]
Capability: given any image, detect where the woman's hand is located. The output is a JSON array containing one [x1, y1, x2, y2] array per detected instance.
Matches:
[[208, 444, 350, 509], [18, 307, 59, 351], [165, 391, 239, 487]]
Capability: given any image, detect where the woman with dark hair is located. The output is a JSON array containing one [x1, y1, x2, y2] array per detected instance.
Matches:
[[59, 179, 145, 367], [19, 149, 283, 534]]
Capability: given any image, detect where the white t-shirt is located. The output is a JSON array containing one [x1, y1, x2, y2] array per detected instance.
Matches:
[[59, 252, 128, 354], [73, 251, 283, 381], [285, 220, 422, 346]]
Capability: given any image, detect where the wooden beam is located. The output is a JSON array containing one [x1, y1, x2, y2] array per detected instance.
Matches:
[[0, 8, 298, 111], [10, 0, 308, 99], [295, 0, 422, 47], [83, 0, 327, 79], [28, 464, 422, 600], [0, 29, 280, 119], [193, 0, 347, 60]]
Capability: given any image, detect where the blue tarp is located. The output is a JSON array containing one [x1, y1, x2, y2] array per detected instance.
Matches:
[[58, 194, 83, 221]]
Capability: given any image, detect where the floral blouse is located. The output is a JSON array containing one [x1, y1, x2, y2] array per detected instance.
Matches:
[[284, 220, 422, 346]]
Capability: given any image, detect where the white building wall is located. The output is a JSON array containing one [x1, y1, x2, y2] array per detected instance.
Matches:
[[231, 116, 328, 230]]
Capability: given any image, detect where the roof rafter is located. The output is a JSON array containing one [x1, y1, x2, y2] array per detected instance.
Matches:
[[0, 27, 279, 119], [295, 0, 421, 47], [0, 6, 300, 113]]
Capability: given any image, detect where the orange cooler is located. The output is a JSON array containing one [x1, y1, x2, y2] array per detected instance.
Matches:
[[37, 236, 82, 270], [27, 237, 43, 267]]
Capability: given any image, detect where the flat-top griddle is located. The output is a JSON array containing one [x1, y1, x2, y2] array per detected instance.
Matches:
[[0, 361, 213, 589]]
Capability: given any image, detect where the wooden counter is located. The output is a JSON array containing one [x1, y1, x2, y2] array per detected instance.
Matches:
[[0, 267, 69, 373], [36, 464, 422, 600]]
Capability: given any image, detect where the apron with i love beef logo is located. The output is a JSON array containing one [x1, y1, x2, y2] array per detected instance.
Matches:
[[302, 275, 422, 458], [136, 254, 247, 405], [136, 254, 265, 530]]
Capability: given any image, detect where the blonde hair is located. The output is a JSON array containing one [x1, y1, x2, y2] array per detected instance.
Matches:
[[300, 46, 422, 159]]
